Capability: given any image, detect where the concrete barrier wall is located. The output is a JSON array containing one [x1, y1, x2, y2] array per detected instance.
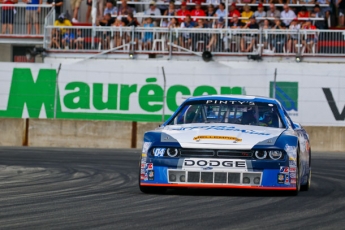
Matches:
[[304, 126, 345, 152], [28, 119, 132, 148], [0, 118, 26, 146], [0, 118, 344, 151]]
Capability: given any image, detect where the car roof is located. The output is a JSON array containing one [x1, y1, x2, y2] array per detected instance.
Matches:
[[184, 95, 280, 104]]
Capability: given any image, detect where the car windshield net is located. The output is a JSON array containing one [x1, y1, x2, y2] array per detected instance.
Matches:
[[168, 100, 285, 128]]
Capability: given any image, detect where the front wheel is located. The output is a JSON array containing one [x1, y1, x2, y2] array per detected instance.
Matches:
[[300, 169, 311, 191], [139, 185, 167, 194]]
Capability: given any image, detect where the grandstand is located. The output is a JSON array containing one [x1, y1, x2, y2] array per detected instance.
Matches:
[[0, 0, 345, 62]]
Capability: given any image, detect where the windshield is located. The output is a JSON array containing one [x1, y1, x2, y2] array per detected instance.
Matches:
[[168, 100, 285, 128]]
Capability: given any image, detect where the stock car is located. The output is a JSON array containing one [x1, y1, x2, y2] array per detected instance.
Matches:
[[139, 95, 311, 195]]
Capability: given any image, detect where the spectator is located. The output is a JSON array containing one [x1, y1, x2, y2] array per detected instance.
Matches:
[[1, 0, 17, 34], [145, 1, 162, 16], [61, 28, 75, 49], [301, 19, 317, 52], [86, 0, 92, 22], [241, 4, 254, 24], [300, 0, 314, 3], [118, 0, 134, 16], [215, 2, 227, 20], [229, 3, 240, 18], [269, 0, 283, 3], [206, 16, 225, 51], [142, 17, 154, 50], [271, 17, 286, 53], [176, 2, 191, 23], [180, 14, 195, 48], [193, 18, 208, 51], [104, 0, 117, 16], [168, 17, 179, 50], [70, 0, 81, 22], [317, 0, 331, 20], [98, 13, 116, 49], [241, 16, 259, 52], [74, 29, 85, 49], [297, 6, 310, 19], [313, 5, 326, 29], [164, 1, 177, 20], [126, 12, 140, 49], [46, 0, 63, 16], [281, 4, 296, 26], [266, 3, 280, 18], [191, 1, 206, 21], [205, 4, 216, 27], [261, 19, 272, 49], [23, 0, 42, 34], [338, 0, 345, 27], [157, 0, 169, 15], [225, 14, 244, 52], [54, 13, 73, 30], [287, 18, 300, 53], [254, 3, 266, 26]]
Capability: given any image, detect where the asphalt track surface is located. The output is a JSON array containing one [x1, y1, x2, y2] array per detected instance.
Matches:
[[0, 148, 344, 230]]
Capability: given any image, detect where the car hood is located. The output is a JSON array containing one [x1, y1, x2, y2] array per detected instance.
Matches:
[[159, 123, 285, 150]]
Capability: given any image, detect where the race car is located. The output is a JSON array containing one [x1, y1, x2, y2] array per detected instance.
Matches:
[[139, 95, 311, 195]]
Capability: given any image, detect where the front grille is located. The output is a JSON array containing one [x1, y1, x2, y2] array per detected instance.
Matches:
[[180, 149, 252, 158], [180, 149, 215, 157], [169, 170, 262, 185]]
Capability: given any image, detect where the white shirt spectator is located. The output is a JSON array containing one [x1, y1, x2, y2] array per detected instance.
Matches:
[[104, 6, 118, 16], [145, 7, 162, 16], [281, 9, 296, 26]]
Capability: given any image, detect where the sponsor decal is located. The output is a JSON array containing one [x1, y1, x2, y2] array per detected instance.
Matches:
[[289, 172, 296, 179], [206, 100, 255, 105], [290, 178, 297, 184], [140, 169, 146, 174], [277, 174, 285, 184], [285, 174, 290, 184], [174, 126, 271, 136], [193, 135, 242, 142], [280, 166, 289, 174], [153, 148, 166, 157], [148, 170, 154, 180], [140, 174, 145, 180], [270, 81, 298, 116], [289, 160, 297, 167], [183, 158, 247, 171], [141, 163, 146, 168], [142, 153, 147, 157], [146, 163, 153, 170], [289, 167, 296, 173], [202, 167, 213, 170], [141, 157, 147, 163], [142, 142, 152, 154]]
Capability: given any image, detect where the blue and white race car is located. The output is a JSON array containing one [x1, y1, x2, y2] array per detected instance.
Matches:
[[139, 95, 311, 195]]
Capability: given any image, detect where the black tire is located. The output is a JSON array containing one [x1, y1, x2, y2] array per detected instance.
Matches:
[[139, 185, 167, 194], [300, 169, 311, 191]]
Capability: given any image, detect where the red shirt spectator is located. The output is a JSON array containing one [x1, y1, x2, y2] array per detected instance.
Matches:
[[297, 6, 310, 19], [176, 2, 191, 22], [229, 3, 240, 18], [190, 1, 206, 21], [2, 0, 16, 10]]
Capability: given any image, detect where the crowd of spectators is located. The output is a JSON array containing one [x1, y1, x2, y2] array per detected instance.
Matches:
[[43, 0, 345, 52]]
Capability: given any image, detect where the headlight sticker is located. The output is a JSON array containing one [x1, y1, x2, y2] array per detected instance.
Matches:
[[193, 135, 242, 142], [142, 142, 152, 154]]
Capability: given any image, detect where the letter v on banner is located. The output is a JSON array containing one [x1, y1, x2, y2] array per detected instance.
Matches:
[[322, 88, 345, 120]]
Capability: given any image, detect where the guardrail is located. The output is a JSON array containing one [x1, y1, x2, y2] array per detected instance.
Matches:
[[0, 4, 54, 36], [43, 26, 345, 56]]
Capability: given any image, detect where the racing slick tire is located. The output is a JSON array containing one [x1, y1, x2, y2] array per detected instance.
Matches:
[[300, 169, 311, 191], [139, 185, 167, 194]]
